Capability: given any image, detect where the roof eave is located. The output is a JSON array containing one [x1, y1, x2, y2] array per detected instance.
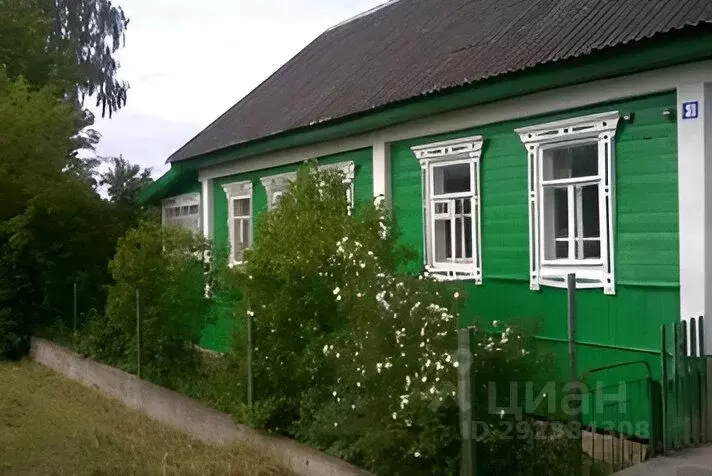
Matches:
[[150, 26, 712, 203]]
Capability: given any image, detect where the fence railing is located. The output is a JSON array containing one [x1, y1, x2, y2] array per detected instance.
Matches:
[[661, 317, 711, 452], [458, 275, 712, 475], [580, 361, 658, 472]]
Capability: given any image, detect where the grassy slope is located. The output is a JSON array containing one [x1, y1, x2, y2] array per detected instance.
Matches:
[[0, 361, 287, 476]]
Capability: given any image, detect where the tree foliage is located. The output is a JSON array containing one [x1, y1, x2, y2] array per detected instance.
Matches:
[[100, 156, 152, 206], [45, 0, 130, 116], [224, 164, 582, 475], [0, 0, 129, 116], [0, 0, 76, 93], [78, 222, 212, 386], [0, 70, 121, 357], [0, 0, 137, 357]]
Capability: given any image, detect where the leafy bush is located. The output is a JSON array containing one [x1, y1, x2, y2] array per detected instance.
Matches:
[[77, 221, 212, 386], [227, 163, 577, 475], [0, 71, 106, 359], [234, 163, 409, 433]]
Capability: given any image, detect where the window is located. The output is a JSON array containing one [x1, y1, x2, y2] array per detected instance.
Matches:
[[411, 136, 483, 282], [222, 181, 253, 264], [162, 193, 201, 234], [260, 161, 355, 210], [516, 111, 619, 294]]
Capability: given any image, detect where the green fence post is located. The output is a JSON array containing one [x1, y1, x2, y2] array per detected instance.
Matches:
[[566, 274, 582, 472], [661, 324, 668, 454], [683, 320, 691, 445], [673, 322, 681, 449], [691, 317, 699, 445], [700, 317, 708, 443], [458, 328, 475, 476], [247, 315, 253, 408]]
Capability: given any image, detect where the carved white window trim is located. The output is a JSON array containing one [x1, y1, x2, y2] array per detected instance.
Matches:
[[222, 181, 253, 266], [161, 192, 201, 234], [260, 171, 296, 209], [516, 111, 620, 295], [411, 135, 483, 283], [260, 161, 356, 210]]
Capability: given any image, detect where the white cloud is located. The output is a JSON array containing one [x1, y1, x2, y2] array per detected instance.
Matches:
[[91, 0, 386, 173]]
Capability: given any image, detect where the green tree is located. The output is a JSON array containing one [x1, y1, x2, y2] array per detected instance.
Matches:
[[228, 164, 578, 475], [100, 156, 153, 206], [0, 0, 129, 116], [0, 71, 87, 357], [44, 0, 130, 117], [79, 222, 211, 386], [0, 0, 132, 358], [0, 0, 76, 93]]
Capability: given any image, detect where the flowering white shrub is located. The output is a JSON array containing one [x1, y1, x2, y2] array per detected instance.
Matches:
[[295, 235, 463, 474], [232, 163, 581, 475]]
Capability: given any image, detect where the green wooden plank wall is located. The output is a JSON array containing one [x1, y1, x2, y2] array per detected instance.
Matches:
[[391, 92, 680, 382]]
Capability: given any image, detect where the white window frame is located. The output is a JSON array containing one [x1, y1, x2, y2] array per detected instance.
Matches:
[[516, 111, 620, 294], [222, 181, 253, 266], [260, 161, 356, 210], [411, 136, 483, 283], [161, 192, 201, 234]]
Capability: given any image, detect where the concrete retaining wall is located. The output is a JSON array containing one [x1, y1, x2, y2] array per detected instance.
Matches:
[[31, 338, 370, 476]]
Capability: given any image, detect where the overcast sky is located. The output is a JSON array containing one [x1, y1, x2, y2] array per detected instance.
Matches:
[[91, 0, 386, 176]]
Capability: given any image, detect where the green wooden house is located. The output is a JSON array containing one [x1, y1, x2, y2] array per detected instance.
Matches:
[[141, 0, 712, 389]]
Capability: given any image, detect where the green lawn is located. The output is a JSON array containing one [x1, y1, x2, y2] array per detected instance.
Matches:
[[0, 361, 287, 475]]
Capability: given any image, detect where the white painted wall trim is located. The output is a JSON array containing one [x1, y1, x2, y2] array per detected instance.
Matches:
[[222, 181, 253, 265], [678, 82, 712, 352], [259, 161, 355, 209], [161, 191, 200, 207], [412, 135, 484, 283], [372, 141, 391, 204], [199, 60, 712, 182], [200, 179, 213, 239], [161, 192, 201, 233], [517, 111, 620, 295]]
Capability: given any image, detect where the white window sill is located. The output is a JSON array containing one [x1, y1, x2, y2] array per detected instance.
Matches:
[[426, 265, 482, 284], [538, 263, 613, 294]]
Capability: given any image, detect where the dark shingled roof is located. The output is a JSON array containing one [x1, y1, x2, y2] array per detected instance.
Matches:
[[169, 0, 712, 163]]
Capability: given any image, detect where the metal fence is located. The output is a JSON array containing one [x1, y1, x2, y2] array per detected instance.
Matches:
[[580, 362, 657, 472], [661, 317, 710, 452], [458, 279, 712, 475]]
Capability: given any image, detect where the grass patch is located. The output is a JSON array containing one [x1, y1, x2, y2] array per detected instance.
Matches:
[[0, 361, 288, 475]]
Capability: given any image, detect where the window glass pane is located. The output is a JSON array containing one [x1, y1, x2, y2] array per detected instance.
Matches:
[[189, 204, 199, 214], [434, 219, 451, 261], [582, 241, 601, 259], [579, 185, 599, 239], [233, 218, 251, 262], [233, 219, 243, 261], [545, 188, 568, 239], [433, 163, 471, 195], [465, 216, 473, 258], [435, 202, 449, 214], [543, 187, 569, 260], [555, 241, 569, 259], [543, 143, 598, 180], [455, 218, 463, 258], [242, 219, 251, 247], [233, 198, 250, 217]]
